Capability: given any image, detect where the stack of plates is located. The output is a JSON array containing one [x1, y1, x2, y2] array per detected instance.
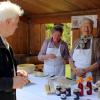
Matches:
[[17, 64, 35, 74]]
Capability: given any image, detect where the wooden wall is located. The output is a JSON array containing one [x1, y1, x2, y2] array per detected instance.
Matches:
[[6, 17, 46, 64], [6, 13, 100, 64], [30, 23, 45, 56], [7, 18, 29, 54]]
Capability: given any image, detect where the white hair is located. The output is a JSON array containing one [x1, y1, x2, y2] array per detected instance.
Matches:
[[0, 1, 24, 21], [80, 17, 94, 27]]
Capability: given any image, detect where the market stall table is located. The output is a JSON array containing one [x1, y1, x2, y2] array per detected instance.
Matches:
[[16, 74, 100, 100]]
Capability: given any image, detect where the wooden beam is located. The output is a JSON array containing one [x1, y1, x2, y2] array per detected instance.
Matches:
[[32, 9, 100, 24], [32, 9, 100, 18], [32, 16, 70, 24]]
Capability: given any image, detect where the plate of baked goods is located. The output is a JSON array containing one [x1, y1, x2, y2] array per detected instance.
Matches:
[[17, 64, 35, 74], [32, 71, 47, 77]]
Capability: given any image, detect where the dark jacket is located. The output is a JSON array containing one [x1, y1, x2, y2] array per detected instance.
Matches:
[[0, 37, 17, 100]]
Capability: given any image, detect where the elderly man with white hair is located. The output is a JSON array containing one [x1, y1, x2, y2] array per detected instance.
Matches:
[[0, 1, 29, 100], [70, 17, 100, 83]]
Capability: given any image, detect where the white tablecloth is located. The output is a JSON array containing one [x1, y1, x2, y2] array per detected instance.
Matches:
[[16, 74, 100, 100]]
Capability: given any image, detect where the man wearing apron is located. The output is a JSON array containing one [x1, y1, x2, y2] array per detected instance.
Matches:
[[70, 18, 100, 82], [72, 36, 93, 79], [38, 25, 70, 76]]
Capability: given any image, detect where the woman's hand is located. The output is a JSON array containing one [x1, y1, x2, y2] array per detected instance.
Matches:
[[46, 54, 57, 60]]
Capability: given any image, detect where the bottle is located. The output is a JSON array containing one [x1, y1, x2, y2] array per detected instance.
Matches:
[[60, 88, 67, 100], [56, 85, 61, 96], [77, 77, 84, 96], [73, 89, 80, 100], [86, 76, 93, 95], [66, 87, 71, 96]]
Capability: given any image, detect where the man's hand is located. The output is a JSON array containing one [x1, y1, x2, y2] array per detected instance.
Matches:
[[74, 68, 86, 77], [17, 70, 28, 77], [13, 76, 29, 89]]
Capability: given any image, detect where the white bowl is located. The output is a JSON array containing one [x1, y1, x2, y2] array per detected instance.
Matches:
[[17, 64, 35, 74]]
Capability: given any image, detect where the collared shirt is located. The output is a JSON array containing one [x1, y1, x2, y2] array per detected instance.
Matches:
[[71, 37, 100, 61], [77, 39, 91, 49], [0, 36, 9, 49], [38, 38, 70, 61]]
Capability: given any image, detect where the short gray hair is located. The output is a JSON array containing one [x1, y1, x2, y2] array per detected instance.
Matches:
[[80, 17, 94, 27], [0, 1, 24, 21], [51, 25, 63, 35]]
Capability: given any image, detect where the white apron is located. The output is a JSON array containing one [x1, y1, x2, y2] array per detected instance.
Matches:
[[72, 38, 93, 78], [44, 43, 65, 76]]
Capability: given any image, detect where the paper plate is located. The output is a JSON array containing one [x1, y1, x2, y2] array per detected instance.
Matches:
[[32, 71, 46, 77]]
